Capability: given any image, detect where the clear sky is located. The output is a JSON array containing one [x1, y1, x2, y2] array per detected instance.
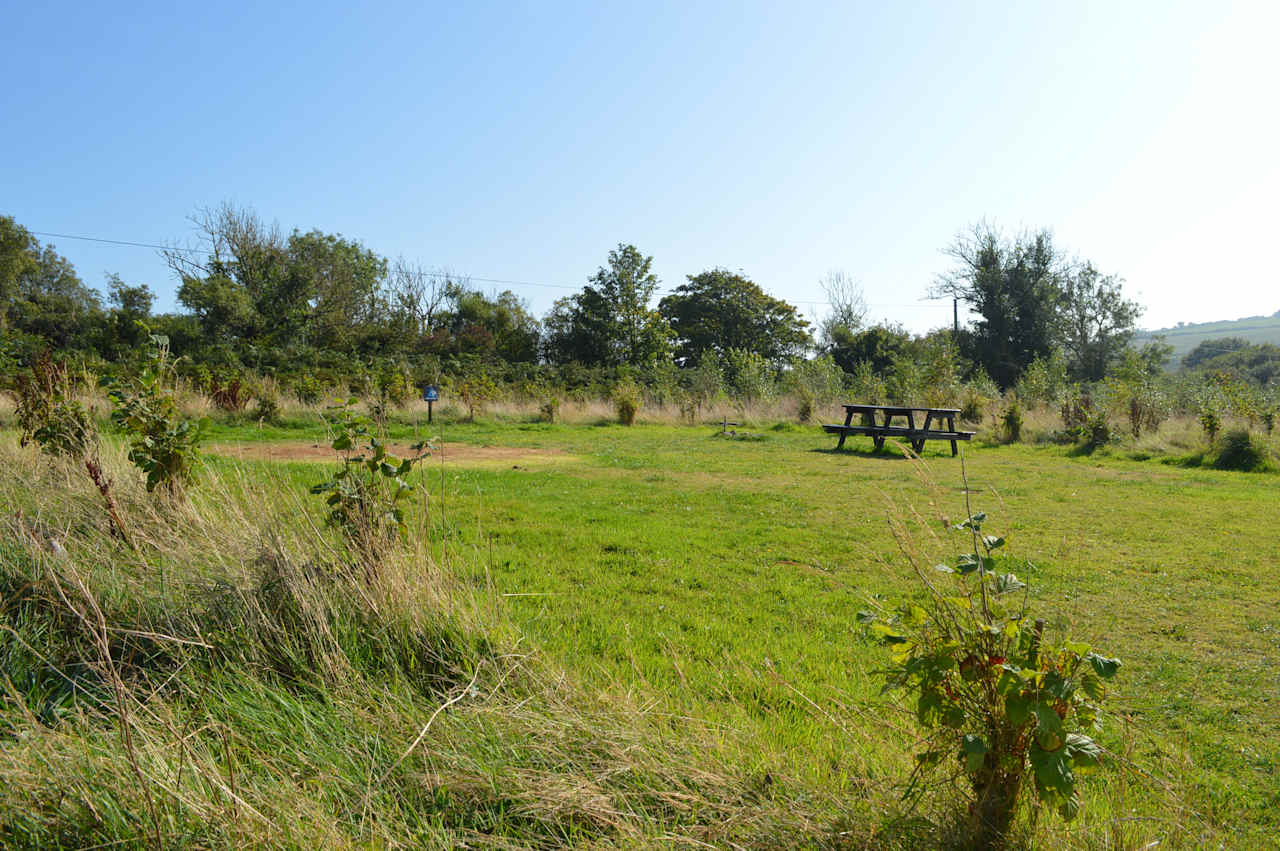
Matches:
[[3, 0, 1277, 334]]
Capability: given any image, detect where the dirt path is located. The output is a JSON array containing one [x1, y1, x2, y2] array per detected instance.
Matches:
[[207, 441, 568, 465]]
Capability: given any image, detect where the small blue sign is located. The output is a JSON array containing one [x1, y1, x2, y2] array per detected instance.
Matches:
[[423, 385, 439, 402]]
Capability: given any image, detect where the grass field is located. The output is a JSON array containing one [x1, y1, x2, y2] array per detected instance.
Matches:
[[3, 412, 1278, 848]]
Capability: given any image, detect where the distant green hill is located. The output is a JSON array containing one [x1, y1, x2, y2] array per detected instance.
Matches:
[[1134, 311, 1280, 368]]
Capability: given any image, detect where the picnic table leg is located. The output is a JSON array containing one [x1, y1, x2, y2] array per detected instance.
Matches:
[[878, 409, 895, 451], [915, 411, 933, 453], [836, 406, 855, 449], [947, 414, 958, 456]]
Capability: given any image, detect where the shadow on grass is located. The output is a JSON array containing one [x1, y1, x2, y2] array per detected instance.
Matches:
[[810, 443, 935, 461]]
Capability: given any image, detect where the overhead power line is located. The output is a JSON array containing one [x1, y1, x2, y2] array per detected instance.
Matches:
[[29, 227, 948, 310]]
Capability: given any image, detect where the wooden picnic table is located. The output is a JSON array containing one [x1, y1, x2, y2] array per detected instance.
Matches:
[[822, 404, 973, 456]]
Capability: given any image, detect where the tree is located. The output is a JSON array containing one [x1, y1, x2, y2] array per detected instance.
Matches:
[[817, 269, 867, 347], [934, 224, 1064, 389], [542, 244, 672, 366], [105, 273, 155, 356], [0, 215, 103, 350], [826, 323, 916, 375], [167, 204, 389, 353], [431, 285, 540, 362], [658, 268, 811, 366], [1182, 337, 1249, 371], [1058, 263, 1142, 381]]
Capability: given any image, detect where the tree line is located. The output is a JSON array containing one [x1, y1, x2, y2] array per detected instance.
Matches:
[[3, 205, 1227, 402]]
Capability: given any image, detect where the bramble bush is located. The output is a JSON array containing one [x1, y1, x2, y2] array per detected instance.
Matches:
[[861, 507, 1120, 847]]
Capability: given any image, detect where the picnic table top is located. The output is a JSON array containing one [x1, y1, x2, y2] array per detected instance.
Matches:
[[841, 404, 961, 415]]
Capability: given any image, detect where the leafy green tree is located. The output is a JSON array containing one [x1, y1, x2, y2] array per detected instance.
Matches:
[[542, 244, 672, 366], [437, 286, 540, 362], [0, 215, 103, 350], [541, 291, 614, 365], [105, 273, 155, 356], [658, 268, 811, 366], [1182, 337, 1249, 371], [1185, 342, 1280, 386], [167, 204, 388, 353], [934, 224, 1064, 390], [936, 224, 1142, 388], [827, 323, 917, 375], [1058, 263, 1142, 381]]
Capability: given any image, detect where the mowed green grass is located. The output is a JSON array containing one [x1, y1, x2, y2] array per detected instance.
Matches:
[[206, 418, 1280, 845]]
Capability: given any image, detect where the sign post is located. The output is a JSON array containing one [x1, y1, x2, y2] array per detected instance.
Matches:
[[423, 385, 439, 423]]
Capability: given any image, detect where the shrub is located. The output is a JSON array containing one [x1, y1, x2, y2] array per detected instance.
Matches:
[[105, 335, 206, 494], [1016, 352, 1068, 407], [12, 350, 94, 458], [959, 386, 987, 425], [614, 381, 640, 426], [797, 390, 815, 424], [539, 397, 561, 423], [1078, 412, 1112, 452], [722, 348, 774, 403], [253, 395, 282, 425], [862, 509, 1120, 846], [1059, 386, 1094, 432], [1212, 429, 1273, 472], [456, 373, 498, 422], [1197, 407, 1221, 443], [209, 371, 249, 412], [999, 399, 1023, 443], [310, 401, 432, 575]]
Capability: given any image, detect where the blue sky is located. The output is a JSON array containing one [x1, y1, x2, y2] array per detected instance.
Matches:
[[3, 1, 1276, 333]]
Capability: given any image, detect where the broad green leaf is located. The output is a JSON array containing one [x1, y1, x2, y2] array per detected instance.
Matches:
[[1043, 671, 1076, 701], [961, 734, 987, 773], [855, 610, 876, 625], [1080, 671, 1106, 701], [1006, 694, 1033, 726], [1065, 733, 1103, 770], [996, 572, 1026, 593], [1086, 653, 1121, 679], [871, 623, 908, 644], [1064, 641, 1092, 657], [1029, 742, 1075, 802], [933, 563, 955, 574], [983, 535, 1006, 550], [996, 668, 1022, 695], [1033, 700, 1065, 750], [332, 434, 352, 450]]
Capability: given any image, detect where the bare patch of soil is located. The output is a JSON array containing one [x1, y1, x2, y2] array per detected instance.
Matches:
[[208, 441, 567, 465]]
